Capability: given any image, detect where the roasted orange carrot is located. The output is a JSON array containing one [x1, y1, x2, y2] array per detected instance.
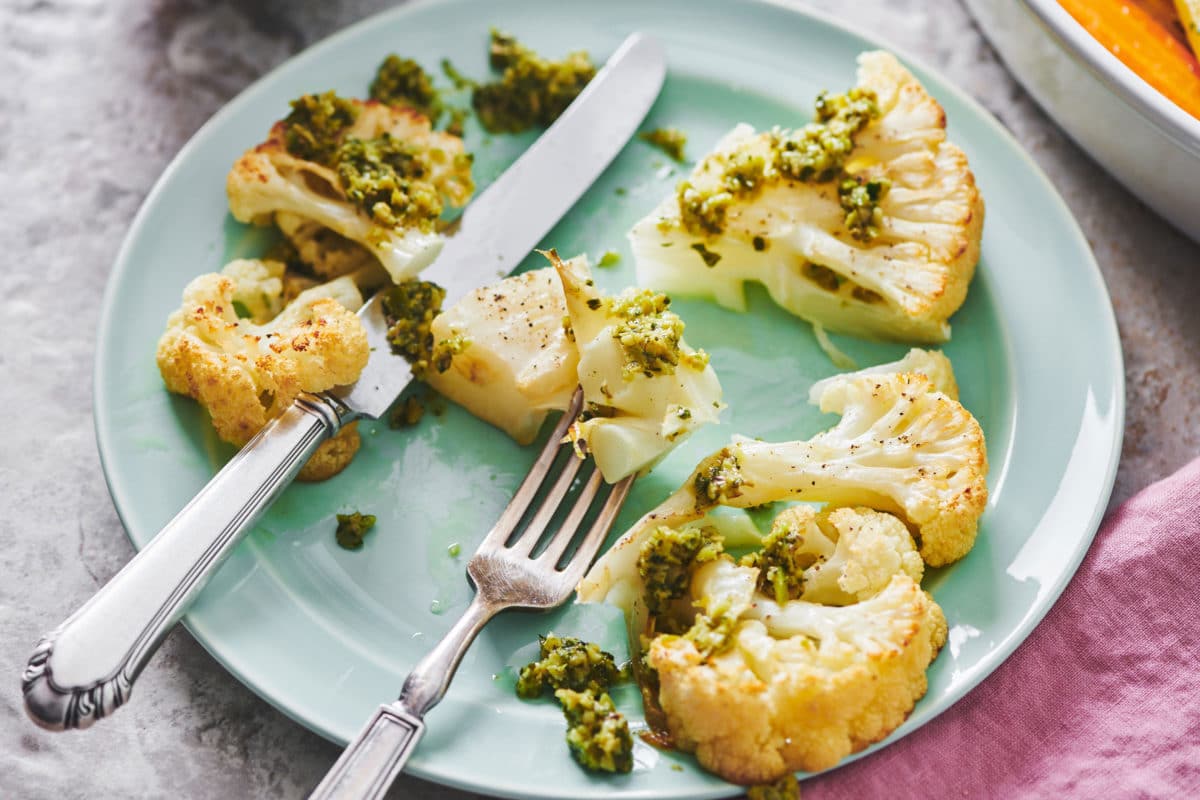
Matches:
[[1139, 0, 1187, 40], [1059, 0, 1200, 118]]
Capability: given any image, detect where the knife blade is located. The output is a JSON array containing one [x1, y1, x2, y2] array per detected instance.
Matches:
[[22, 32, 666, 731]]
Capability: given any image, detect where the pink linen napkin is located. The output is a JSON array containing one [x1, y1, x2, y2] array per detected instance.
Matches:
[[805, 458, 1200, 799]]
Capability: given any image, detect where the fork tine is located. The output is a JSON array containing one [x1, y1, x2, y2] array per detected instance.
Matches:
[[536, 468, 604, 566], [556, 474, 635, 586], [479, 387, 584, 550], [507, 448, 585, 557]]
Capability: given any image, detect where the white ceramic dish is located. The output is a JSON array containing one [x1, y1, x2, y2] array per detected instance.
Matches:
[[965, 0, 1200, 244]]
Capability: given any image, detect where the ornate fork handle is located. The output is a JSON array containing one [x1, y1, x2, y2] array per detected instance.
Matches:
[[308, 386, 635, 800], [309, 595, 499, 800], [22, 394, 349, 730]]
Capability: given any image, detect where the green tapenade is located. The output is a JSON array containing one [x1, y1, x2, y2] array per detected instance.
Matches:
[[637, 525, 723, 616], [515, 635, 632, 774], [740, 511, 815, 604], [334, 134, 443, 231], [430, 330, 471, 373], [677, 181, 734, 236], [370, 55, 440, 121], [389, 395, 426, 428], [839, 175, 891, 241], [692, 448, 745, 507], [675, 85, 881, 237], [772, 87, 879, 183], [639, 127, 688, 162], [380, 280, 446, 377], [690, 242, 722, 267], [599, 288, 709, 382], [472, 29, 596, 133], [747, 774, 802, 800], [682, 610, 738, 658], [516, 635, 624, 699], [556, 689, 634, 774], [334, 512, 376, 550], [605, 288, 685, 381], [283, 91, 361, 166]]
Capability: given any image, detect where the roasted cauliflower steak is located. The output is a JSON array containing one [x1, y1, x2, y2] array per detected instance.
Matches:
[[630, 51, 984, 343]]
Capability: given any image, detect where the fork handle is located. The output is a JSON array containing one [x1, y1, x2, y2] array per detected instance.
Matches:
[[22, 393, 349, 730], [308, 703, 425, 800], [309, 595, 499, 800]]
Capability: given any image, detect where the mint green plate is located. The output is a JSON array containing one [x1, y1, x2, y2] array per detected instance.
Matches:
[[93, 0, 1124, 797]]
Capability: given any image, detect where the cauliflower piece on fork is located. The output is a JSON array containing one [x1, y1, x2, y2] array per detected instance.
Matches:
[[423, 251, 724, 483]]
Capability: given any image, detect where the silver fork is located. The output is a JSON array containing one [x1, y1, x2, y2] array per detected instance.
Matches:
[[309, 387, 634, 800]]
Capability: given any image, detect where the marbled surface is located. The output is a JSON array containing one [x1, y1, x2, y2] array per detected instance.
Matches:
[[3, 0, 1199, 797]]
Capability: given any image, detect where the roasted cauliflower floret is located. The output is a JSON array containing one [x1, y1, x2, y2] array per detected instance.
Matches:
[[790, 366, 987, 566], [651, 572, 946, 783], [156, 262, 368, 448], [423, 266, 579, 445], [221, 258, 286, 323], [809, 346, 958, 401], [580, 351, 985, 608], [227, 96, 473, 284], [717, 366, 985, 567], [630, 50, 984, 343], [585, 504, 944, 784], [576, 353, 978, 785], [746, 505, 924, 606], [551, 250, 723, 482]]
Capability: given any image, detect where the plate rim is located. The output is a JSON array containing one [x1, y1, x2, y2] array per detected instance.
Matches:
[[91, 0, 1125, 797]]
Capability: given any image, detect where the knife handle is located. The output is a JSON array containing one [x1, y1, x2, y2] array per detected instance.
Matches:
[[22, 393, 350, 730]]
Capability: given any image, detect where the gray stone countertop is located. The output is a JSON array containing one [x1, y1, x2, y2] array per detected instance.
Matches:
[[3, 0, 1198, 797]]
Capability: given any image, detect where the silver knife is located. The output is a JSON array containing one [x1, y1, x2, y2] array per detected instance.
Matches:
[[23, 31, 666, 731]]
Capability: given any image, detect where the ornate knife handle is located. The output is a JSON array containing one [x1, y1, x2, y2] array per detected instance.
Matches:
[[22, 393, 350, 730]]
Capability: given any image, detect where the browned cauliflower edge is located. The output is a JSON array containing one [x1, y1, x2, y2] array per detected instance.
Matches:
[[652, 575, 947, 783], [156, 267, 369, 471]]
